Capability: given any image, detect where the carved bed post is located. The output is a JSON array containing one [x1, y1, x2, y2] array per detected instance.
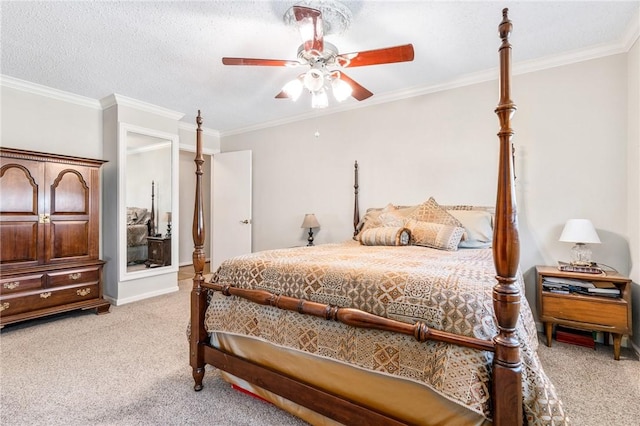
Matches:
[[190, 110, 207, 391], [353, 161, 359, 235], [492, 8, 523, 425], [150, 180, 156, 236]]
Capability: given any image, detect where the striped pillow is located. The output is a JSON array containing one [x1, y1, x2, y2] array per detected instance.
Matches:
[[359, 227, 411, 246]]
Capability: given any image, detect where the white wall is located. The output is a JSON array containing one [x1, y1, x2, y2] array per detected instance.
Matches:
[[1, 85, 102, 158], [222, 53, 632, 323]]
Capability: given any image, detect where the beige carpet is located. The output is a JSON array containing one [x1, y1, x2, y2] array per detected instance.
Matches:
[[1, 277, 638, 425]]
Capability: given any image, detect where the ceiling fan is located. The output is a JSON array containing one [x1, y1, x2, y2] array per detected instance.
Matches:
[[222, 2, 414, 108]]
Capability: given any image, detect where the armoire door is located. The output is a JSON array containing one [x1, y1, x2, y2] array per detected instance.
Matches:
[[44, 162, 99, 265], [0, 157, 45, 268]]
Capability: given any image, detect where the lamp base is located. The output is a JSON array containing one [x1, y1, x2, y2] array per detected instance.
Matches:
[[307, 228, 314, 246], [570, 243, 592, 266]]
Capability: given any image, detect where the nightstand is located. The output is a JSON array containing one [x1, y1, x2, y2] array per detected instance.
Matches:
[[145, 236, 171, 268], [536, 265, 632, 360]]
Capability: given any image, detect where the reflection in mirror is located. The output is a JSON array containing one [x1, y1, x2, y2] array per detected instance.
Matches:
[[124, 132, 173, 274]]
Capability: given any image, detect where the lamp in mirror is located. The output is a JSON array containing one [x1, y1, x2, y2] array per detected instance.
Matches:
[[301, 214, 320, 246], [559, 219, 601, 266], [164, 212, 172, 238]]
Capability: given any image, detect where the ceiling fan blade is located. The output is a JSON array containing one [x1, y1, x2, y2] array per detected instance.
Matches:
[[292, 6, 323, 54], [222, 57, 301, 67], [336, 44, 415, 68], [337, 72, 373, 101]]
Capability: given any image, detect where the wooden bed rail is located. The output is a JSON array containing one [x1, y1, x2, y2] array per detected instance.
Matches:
[[204, 281, 496, 353]]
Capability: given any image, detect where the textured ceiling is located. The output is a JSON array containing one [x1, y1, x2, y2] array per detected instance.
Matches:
[[1, 1, 639, 134]]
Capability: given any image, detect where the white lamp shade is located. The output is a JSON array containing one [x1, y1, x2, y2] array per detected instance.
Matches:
[[331, 78, 352, 102], [301, 214, 320, 229], [559, 219, 601, 244]]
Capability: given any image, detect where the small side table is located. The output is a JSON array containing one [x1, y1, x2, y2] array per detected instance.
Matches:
[[146, 236, 171, 268], [536, 265, 632, 360]]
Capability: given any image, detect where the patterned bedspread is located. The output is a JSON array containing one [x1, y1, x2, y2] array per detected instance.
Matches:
[[204, 242, 567, 424]]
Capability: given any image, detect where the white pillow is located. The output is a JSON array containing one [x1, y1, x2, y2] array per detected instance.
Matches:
[[447, 210, 493, 248]]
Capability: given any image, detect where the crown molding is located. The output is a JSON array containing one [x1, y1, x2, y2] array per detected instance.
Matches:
[[99, 93, 184, 120], [0, 75, 102, 109], [177, 121, 220, 139]]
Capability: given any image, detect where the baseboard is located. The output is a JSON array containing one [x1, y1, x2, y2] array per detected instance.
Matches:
[[108, 286, 179, 306]]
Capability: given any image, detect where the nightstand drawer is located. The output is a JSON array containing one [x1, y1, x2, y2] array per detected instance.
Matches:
[[542, 295, 628, 329]]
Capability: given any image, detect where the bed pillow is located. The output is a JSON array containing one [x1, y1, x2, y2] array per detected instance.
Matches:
[[127, 207, 148, 225], [378, 210, 408, 228], [405, 219, 465, 251], [358, 227, 411, 246], [354, 203, 397, 238], [447, 209, 494, 248], [408, 197, 463, 228]]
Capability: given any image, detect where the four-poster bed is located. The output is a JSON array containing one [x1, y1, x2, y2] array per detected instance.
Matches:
[[189, 9, 565, 425]]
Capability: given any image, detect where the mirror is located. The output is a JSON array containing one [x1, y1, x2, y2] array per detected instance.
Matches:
[[118, 123, 178, 281]]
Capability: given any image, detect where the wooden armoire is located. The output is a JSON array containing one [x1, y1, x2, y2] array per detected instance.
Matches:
[[0, 147, 110, 326]]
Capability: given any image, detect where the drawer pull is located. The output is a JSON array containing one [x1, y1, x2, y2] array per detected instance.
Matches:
[[3, 281, 20, 290], [77, 288, 91, 297], [0, 302, 9, 312], [40, 292, 52, 299], [69, 273, 82, 280]]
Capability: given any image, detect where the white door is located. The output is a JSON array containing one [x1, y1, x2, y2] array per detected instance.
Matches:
[[211, 150, 252, 271]]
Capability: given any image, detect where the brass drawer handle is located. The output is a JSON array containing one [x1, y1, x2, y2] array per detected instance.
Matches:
[[0, 302, 9, 312], [40, 292, 52, 299], [77, 288, 91, 297], [69, 273, 82, 280], [3, 281, 20, 290]]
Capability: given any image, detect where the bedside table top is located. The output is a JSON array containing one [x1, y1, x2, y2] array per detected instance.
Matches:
[[536, 265, 630, 283]]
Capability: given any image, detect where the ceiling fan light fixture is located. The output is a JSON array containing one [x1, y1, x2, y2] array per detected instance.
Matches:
[[303, 68, 325, 92], [311, 89, 328, 109], [331, 77, 352, 102], [282, 78, 304, 101]]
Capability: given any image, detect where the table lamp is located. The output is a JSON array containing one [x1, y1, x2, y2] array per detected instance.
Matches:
[[165, 212, 172, 238], [559, 219, 601, 266], [301, 214, 320, 246]]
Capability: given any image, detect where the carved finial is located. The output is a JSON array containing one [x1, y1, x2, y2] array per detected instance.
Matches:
[[196, 110, 203, 128], [354, 160, 358, 169], [499, 8, 512, 45]]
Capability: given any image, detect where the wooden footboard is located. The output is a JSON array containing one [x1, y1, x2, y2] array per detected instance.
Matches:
[[191, 8, 521, 426]]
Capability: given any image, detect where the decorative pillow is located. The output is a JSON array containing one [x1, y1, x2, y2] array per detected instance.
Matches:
[[405, 219, 465, 251], [408, 197, 463, 228], [359, 227, 411, 246], [354, 203, 397, 239], [448, 209, 493, 248], [378, 211, 408, 228]]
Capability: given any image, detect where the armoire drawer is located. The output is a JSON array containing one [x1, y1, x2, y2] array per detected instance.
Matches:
[[0, 283, 99, 316], [0, 274, 44, 295], [47, 267, 100, 288]]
